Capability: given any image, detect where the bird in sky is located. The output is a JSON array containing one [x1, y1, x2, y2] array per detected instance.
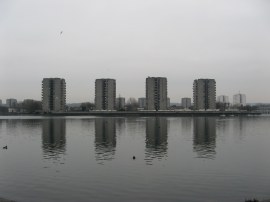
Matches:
[[60, 31, 63, 35]]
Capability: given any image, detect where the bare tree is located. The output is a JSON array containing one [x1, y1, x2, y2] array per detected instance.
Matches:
[[125, 97, 138, 111], [20, 100, 42, 113], [80, 102, 95, 111]]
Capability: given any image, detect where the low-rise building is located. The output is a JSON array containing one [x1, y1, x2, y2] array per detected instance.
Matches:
[[255, 103, 270, 114], [6, 98, 17, 108]]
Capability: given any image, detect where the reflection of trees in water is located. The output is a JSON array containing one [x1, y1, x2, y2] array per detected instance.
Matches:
[[181, 117, 192, 131], [0, 120, 5, 137], [145, 117, 168, 164], [42, 119, 66, 160], [5, 119, 42, 130], [2, 119, 41, 137], [115, 118, 126, 135], [80, 118, 95, 128], [95, 118, 116, 163], [216, 117, 229, 134], [5, 119, 18, 129], [5, 119, 41, 129], [180, 117, 192, 138], [193, 117, 216, 159], [233, 117, 247, 141]]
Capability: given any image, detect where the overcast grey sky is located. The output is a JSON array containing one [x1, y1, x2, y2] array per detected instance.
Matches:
[[1, 0, 270, 103]]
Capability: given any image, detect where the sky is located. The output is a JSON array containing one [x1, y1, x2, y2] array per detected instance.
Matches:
[[1, 0, 270, 103]]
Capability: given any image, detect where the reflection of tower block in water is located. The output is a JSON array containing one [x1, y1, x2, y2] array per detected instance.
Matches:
[[42, 119, 66, 157], [95, 118, 116, 161], [145, 117, 168, 160], [193, 117, 216, 159]]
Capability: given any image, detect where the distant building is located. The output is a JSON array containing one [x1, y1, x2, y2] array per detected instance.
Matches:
[[8, 108, 17, 113], [167, 97, 170, 108], [216, 95, 230, 110], [0, 99, 2, 106], [182, 97, 191, 108], [138, 98, 146, 109], [217, 95, 229, 104], [116, 97, 125, 110], [146, 77, 167, 111], [6, 98, 17, 107], [193, 79, 216, 110], [42, 78, 66, 112], [233, 93, 246, 107], [95, 78, 116, 110]]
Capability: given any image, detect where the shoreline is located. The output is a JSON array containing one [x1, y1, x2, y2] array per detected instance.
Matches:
[[1, 197, 269, 202], [0, 111, 261, 117]]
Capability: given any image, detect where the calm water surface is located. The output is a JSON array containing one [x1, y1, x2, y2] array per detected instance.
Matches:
[[0, 116, 270, 202]]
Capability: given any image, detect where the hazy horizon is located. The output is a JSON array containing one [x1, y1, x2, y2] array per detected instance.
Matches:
[[1, 0, 270, 103]]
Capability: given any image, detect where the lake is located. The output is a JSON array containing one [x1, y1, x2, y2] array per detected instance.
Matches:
[[0, 116, 270, 202]]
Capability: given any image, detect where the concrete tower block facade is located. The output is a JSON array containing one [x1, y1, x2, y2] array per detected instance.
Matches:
[[95, 79, 116, 110], [146, 77, 167, 111], [193, 79, 216, 110], [42, 78, 66, 112]]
